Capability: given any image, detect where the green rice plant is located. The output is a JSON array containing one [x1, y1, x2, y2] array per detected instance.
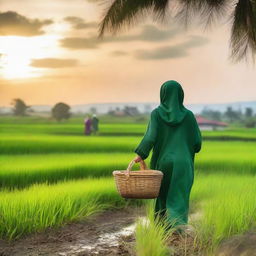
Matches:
[[0, 134, 140, 154], [1, 140, 256, 189], [195, 141, 256, 175], [0, 177, 143, 240], [135, 201, 174, 256], [191, 174, 256, 253], [1, 132, 256, 158], [0, 115, 149, 125], [0, 123, 83, 135], [202, 129, 256, 140], [1, 116, 256, 140], [0, 123, 146, 136], [0, 153, 136, 189]]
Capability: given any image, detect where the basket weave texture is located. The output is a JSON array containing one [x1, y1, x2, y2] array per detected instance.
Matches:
[[113, 160, 163, 199]]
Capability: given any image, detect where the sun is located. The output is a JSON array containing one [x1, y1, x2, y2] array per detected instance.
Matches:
[[0, 51, 36, 79], [0, 35, 61, 80]]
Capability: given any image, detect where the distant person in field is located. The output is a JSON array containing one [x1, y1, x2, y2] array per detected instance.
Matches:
[[133, 80, 202, 234], [84, 115, 92, 135], [92, 114, 99, 135]]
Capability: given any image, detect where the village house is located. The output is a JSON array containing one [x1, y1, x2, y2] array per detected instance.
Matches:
[[196, 115, 228, 131]]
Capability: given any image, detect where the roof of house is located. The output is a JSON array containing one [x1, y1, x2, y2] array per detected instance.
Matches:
[[196, 115, 228, 127]]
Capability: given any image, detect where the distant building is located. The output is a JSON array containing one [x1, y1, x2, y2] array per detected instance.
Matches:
[[123, 106, 139, 116], [109, 106, 140, 116], [196, 115, 228, 131]]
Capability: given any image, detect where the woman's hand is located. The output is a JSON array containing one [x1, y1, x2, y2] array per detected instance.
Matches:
[[134, 155, 142, 163]]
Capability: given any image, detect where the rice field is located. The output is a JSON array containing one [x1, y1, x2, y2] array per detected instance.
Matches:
[[0, 177, 143, 240], [136, 174, 256, 255], [0, 134, 138, 154], [1, 141, 256, 189], [0, 115, 256, 255], [191, 174, 256, 253], [1, 115, 256, 140]]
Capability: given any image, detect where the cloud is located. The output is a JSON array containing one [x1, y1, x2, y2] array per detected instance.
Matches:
[[0, 53, 4, 68], [30, 58, 79, 68], [134, 35, 209, 60], [60, 25, 182, 49], [180, 35, 209, 48], [0, 11, 53, 36], [64, 16, 97, 29], [131, 25, 180, 42], [111, 51, 128, 56], [135, 46, 187, 60], [60, 37, 99, 49], [104, 25, 181, 43]]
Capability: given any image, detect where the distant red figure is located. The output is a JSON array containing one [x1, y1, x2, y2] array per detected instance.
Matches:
[[84, 116, 92, 135]]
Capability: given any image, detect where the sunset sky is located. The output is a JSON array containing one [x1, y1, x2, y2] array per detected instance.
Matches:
[[0, 0, 256, 107]]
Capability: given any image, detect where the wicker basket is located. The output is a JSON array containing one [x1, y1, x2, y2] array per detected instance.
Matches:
[[113, 160, 163, 199]]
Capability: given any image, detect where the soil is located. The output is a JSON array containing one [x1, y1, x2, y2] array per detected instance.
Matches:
[[0, 206, 146, 256], [216, 231, 256, 256], [2, 205, 254, 256]]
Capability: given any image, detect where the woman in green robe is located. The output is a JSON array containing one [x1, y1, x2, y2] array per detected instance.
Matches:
[[134, 80, 202, 230]]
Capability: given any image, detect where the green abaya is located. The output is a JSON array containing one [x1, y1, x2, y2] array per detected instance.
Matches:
[[134, 80, 202, 227]]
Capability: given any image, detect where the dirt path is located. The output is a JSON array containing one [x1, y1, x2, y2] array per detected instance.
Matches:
[[216, 231, 256, 256], [3, 205, 253, 256], [0, 206, 146, 256]]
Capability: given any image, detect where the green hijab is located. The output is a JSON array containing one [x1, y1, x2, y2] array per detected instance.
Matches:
[[157, 80, 188, 125]]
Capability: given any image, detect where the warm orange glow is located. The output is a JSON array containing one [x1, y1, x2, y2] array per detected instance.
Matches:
[[0, 1, 255, 107], [0, 35, 61, 79]]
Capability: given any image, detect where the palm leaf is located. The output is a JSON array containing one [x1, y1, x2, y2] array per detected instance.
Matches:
[[175, 0, 230, 28], [98, 0, 169, 37], [230, 0, 256, 61], [98, 0, 256, 62]]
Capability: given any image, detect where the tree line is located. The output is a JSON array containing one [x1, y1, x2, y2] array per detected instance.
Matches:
[[11, 99, 71, 122], [10, 98, 256, 128], [201, 106, 256, 128]]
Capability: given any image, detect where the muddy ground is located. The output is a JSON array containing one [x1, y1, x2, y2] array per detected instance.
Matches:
[[216, 231, 256, 256], [1, 206, 256, 256], [0, 206, 146, 256]]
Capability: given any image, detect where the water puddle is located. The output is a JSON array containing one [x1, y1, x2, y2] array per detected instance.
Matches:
[[58, 220, 145, 255], [0, 207, 146, 256]]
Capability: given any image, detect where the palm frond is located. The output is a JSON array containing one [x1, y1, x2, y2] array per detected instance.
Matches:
[[230, 0, 256, 62], [98, 0, 169, 37], [175, 0, 230, 29], [98, 0, 256, 62]]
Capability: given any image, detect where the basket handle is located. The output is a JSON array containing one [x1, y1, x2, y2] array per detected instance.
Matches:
[[126, 159, 148, 172], [125, 160, 147, 180]]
